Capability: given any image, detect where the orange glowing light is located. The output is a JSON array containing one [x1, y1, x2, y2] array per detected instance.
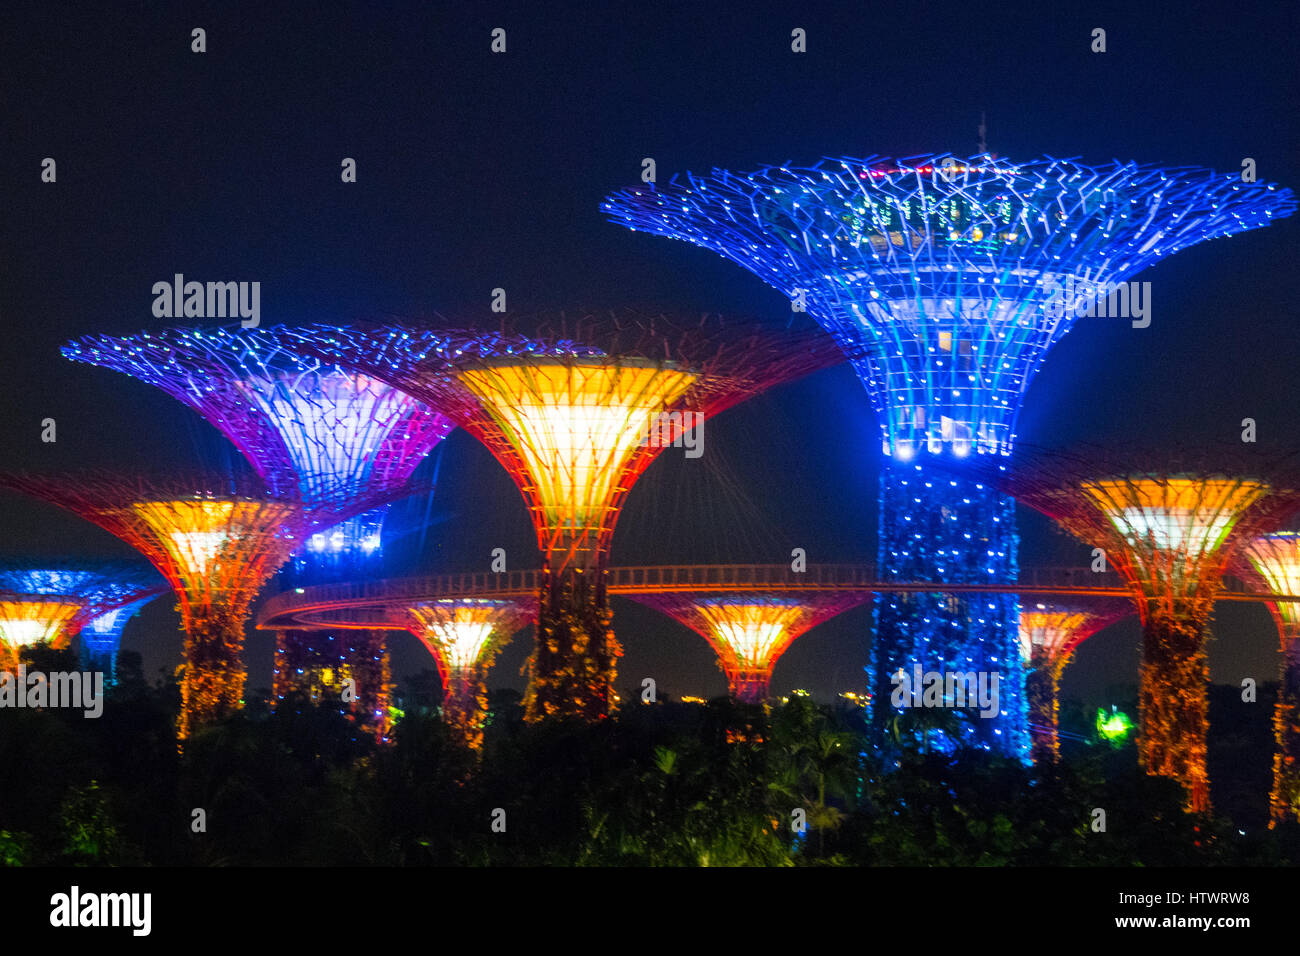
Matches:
[[406, 600, 529, 679], [458, 359, 696, 555], [129, 498, 301, 603], [1084, 478, 1265, 554], [632, 593, 867, 703], [405, 599, 532, 748], [0, 601, 82, 656], [1018, 609, 1101, 666], [694, 601, 808, 677]]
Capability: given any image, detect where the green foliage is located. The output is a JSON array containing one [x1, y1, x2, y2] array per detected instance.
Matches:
[[0, 677, 1294, 865], [0, 829, 30, 866]]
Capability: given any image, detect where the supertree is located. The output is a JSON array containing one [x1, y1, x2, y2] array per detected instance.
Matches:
[[0, 473, 328, 739], [1238, 533, 1300, 824], [300, 310, 847, 721], [1018, 599, 1132, 763], [0, 564, 166, 681], [403, 597, 535, 749], [0, 591, 81, 670], [63, 324, 457, 738], [1006, 449, 1300, 811], [604, 153, 1296, 755], [626, 591, 869, 703], [75, 595, 163, 682]]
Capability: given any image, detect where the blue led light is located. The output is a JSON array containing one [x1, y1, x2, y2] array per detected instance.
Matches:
[[605, 153, 1292, 758]]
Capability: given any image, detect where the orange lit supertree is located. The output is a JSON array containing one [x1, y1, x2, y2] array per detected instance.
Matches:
[[1018, 599, 1132, 763], [1005, 448, 1300, 811], [301, 310, 847, 721], [403, 597, 535, 749], [1238, 533, 1300, 824], [627, 591, 869, 703], [0, 592, 83, 671], [62, 323, 458, 741], [0, 473, 335, 739]]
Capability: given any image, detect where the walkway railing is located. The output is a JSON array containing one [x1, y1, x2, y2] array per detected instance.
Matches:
[[257, 562, 1300, 631]]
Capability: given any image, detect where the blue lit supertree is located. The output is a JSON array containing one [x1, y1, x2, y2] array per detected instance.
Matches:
[[605, 153, 1296, 755], [0, 563, 166, 681], [62, 324, 458, 737]]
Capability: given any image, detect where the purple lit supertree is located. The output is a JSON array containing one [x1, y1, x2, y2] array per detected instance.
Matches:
[[604, 153, 1296, 756], [62, 324, 457, 739]]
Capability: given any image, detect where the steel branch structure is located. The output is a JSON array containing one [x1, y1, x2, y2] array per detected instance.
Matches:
[[63, 324, 457, 738], [0, 473, 329, 739], [62, 324, 455, 506], [1007, 450, 1300, 811], [404, 598, 535, 749], [1239, 533, 1300, 824], [0, 564, 166, 680], [604, 153, 1296, 757], [627, 591, 869, 703], [1018, 599, 1132, 763], [301, 311, 845, 722]]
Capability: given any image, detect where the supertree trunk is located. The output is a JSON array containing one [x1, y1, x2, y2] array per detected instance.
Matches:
[[80, 645, 118, 687], [1138, 603, 1212, 813], [871, 465, 1026, 756], [1271, 626, 1300, 825], [273, 628, 392, 742], [729, 668, 773, 705], [1026, 658, 1065, 764], [526, 565, 620, 721], [179, 604, 250, 739], [442, 671, 489, 750]]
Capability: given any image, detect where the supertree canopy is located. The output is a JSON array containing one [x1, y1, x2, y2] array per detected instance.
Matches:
[[627, 591, 869, 703], [405, 598, 535, 749], [0, 563, 166, 680], [604, 153, 1297, 757], [77, 595, 161, 680], [1007, 450, 1300, 811], [300, 311, 846, 722], [1018, 599, 1132, 763], [63, 324, 458, 734], [0, 594, 81, 669], [1239, 533, 1300, 824], [0, 473, 328, 739], [61, 324, 455, 508]]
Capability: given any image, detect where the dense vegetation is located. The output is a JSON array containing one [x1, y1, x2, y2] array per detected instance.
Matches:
[[1, 647, 1296, 866]]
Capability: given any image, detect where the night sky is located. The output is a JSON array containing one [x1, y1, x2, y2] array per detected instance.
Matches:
[[1, 0, 1296, 709]]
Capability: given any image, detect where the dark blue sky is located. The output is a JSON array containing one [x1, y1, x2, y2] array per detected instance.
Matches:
[[1, 0, 1295, 705]]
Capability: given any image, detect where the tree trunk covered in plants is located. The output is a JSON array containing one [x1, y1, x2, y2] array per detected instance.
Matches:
[[1138, 603, 1212, 813], [525, 565, 620, 721]]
